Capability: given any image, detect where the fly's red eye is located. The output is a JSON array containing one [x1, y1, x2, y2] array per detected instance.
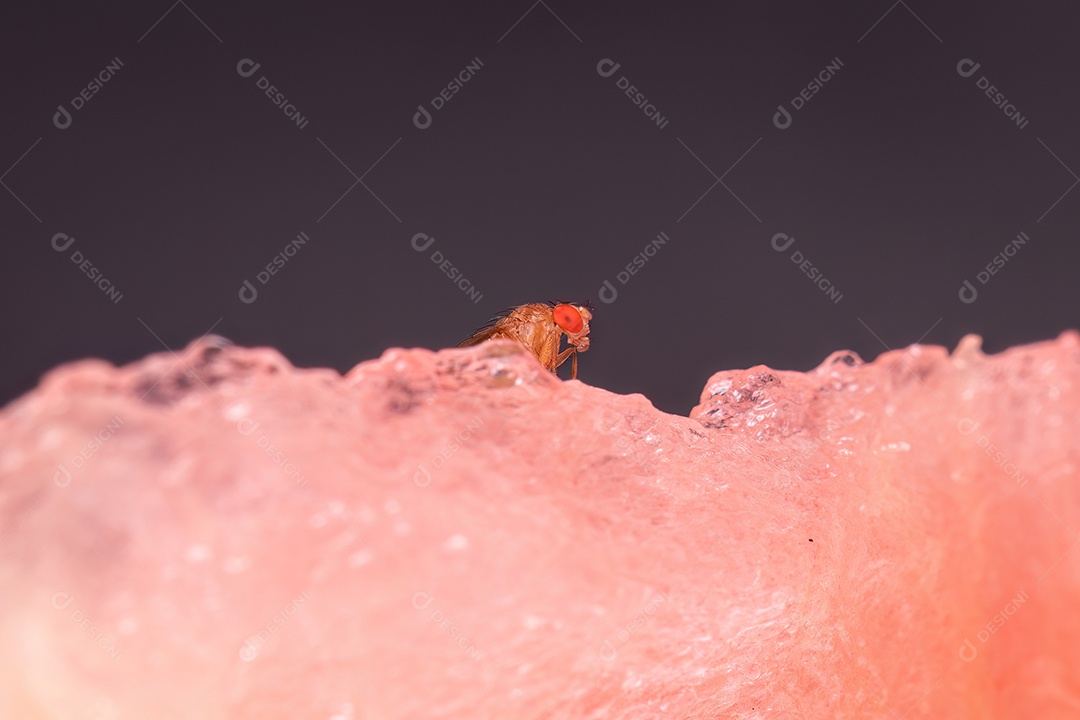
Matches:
[[553, 304, 583, 333]]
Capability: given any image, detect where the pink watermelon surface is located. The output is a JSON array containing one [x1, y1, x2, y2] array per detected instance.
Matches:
[[1, 333, 1077, 718]]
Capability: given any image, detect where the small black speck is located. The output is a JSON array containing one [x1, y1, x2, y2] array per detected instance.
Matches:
[[808, 539, 813, 542], [832, 352, 860, 367]]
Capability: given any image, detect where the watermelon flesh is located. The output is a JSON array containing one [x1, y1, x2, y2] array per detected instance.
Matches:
[[1, 332, 1077, 718]]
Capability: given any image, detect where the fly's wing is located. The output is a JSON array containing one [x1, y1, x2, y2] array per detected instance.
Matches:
[[457, 324, 502, 348], [456, 307, 516, 347]]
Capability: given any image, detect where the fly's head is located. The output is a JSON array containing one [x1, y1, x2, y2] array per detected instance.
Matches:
[[553, 303, 592, 353]]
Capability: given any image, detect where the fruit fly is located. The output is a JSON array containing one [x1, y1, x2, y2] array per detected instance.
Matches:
[[458, 301, 592, 379]]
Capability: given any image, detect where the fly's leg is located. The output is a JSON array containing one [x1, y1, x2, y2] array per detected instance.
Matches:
[[554, 347, 576, 378]]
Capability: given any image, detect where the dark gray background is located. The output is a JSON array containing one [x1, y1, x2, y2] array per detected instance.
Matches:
[[2, 1, 1077, 415]]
